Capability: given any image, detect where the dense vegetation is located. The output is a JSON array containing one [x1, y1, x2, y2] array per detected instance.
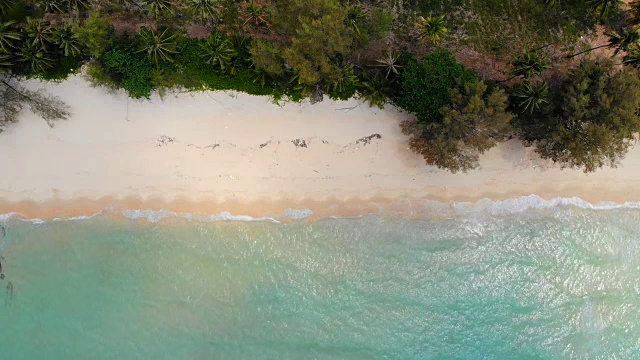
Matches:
[[2, 0, 640, 172]]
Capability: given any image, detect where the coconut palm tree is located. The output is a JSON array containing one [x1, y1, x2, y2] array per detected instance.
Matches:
[[375, 50, 403, 79], [41, 0, 65, 13], [511, 50, 551, 79], [416, 15, 447, 45], [243, 0, 267, 26], [588, 0, 622, 20], [0, 49, 14, 70], [567, 27, 640, 58], [187, 0, 222, 24], [358, 71, 390, 108], [623, 43, 640, 66], [513, 81, 549, 114], [328, 64, 357, 95], [142, 0, 175, 19], [17, 43, 54, 73], [199, 32, 236, 72], [24, 18, 54, 50], [0, 21, 22, 53], [50, 25, 82, 57], [138, 27, 178, 66]]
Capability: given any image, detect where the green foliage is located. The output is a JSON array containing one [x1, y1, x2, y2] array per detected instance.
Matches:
[[17, 42, 54, 73], [103, 48, 154, 98], [0, 21, 22, 52], [265, 0, 355, 87], [84, 61, 119, 90], [138, 27, 178, 66], [511, 81, 549, 115], [174, 38, 274, 96], [399, 50, 476, 124], [510, 50, 550, 79], [418, 0, 596, 58], [0, 78, 71, 130], [326, 64, 357, 100], [50, 24, 82, 57], [375, 50, 403, 79], [358, 71, 391, 108], [416, 15, 447, 45], [281, 0, 354, 86], [402, 81, 513, 172], [519, 58, 640, 172], [249, 39, 284, 76], [199, 32, 236, 72], [72, 13, 114, 58], [187, 0, 222, 24], [32, 55, 81, 81], [41, 0, 89, 13], [142, 0, 175, 19], [24, 17, 53, 49]]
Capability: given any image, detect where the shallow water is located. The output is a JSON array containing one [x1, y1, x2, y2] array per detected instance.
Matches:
[[0, 201, 639, 359]]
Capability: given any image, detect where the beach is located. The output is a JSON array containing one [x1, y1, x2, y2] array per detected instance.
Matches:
[[2, 77, 640, 359], [1, 75, 639, 219]]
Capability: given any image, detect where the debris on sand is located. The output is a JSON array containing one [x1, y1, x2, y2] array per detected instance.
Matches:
[[292, 139, 308, 148], [355, 134, 382, 146], [156, 135, 175, 147]]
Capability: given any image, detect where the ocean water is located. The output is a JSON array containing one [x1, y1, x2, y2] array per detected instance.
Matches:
[[0, 198, 639, 359]]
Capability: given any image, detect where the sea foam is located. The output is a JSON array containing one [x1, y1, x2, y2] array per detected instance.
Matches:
[[0, 195, 638, 224]]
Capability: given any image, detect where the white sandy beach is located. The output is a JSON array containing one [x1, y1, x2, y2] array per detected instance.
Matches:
[[0, 75, 639, 218]]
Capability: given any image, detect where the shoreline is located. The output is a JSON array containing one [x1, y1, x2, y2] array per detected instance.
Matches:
[[1, 76, 640, 220], [2, 194, 640, 223]]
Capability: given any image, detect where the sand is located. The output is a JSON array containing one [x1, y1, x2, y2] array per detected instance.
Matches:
[[0, 75, 639, 219]]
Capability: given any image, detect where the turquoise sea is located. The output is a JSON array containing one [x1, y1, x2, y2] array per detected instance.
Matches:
[[0, 196, 639, 359]]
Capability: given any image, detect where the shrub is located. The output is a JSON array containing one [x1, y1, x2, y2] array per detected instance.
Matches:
[[398, 50, 476, 124]]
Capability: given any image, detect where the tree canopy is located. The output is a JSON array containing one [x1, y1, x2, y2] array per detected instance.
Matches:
[[399, 50, 476, 124], [402, 80, 513, 172], [520, 58, 640, 172]]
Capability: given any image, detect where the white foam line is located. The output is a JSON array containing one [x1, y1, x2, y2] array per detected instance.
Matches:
[[0, 195, 638, 224]]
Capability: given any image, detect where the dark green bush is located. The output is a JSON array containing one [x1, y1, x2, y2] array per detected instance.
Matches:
[[103, 48, 154, 99], [399, 50, 476, 123]]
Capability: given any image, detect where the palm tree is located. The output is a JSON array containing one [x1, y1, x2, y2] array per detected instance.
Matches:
[[328, 64, 357, 95], [511, 51, 551, 79], [358, 71, 390, 108], [138, 27, 178, 66], [567, 27, 640, 58], [243, 0, 267, 26], [199, 32, 236, 72], [375, 50, 403, 79], [544, 0, 560, 7], [623, 43, 640, 66], [513, 81, 549, 114], [0, 21, 22, 52], [142, 0, 175, 19], [0, 49, 14, 70], [416, 15, 447, 45], [588, 0, 622, 20], [25, 18, 54, 50], [50, 25, 82, 57], [628, 1, 640, 25], [187, 0, 222, 24], [66, 0, 90, 12], [346, 5, 365, 35], [41, 0, 65, 13], [17, 43, 54, 73]]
